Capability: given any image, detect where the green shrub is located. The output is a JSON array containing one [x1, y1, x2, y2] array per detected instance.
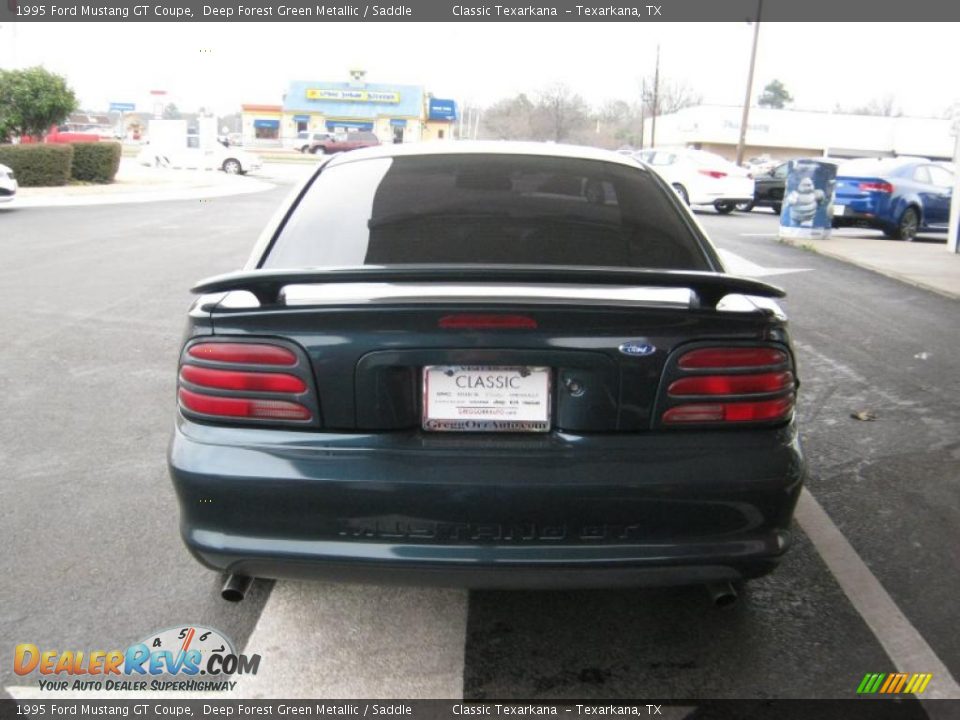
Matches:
[[0, 143, 73, 186], [69, 142, 122, 183]]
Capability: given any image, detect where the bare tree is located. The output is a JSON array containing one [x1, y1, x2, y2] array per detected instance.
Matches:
[[531, 83, 591, 143], [847, 94, 902, 117], [480, 94, 535, 140], [594, 99, 644, 148], [640, 75, 703, 115]]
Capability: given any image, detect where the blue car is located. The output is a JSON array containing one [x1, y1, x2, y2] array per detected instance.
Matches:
[[831, 158, 954, 241]]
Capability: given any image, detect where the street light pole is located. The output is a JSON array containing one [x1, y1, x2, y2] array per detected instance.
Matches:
[[736, 0, 762, 166]]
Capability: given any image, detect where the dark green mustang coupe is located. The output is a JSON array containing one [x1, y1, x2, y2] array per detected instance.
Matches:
[[169, 142, 805, 604]]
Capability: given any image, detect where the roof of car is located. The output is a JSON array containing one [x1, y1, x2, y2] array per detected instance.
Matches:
[[324, 140, 649, 171]]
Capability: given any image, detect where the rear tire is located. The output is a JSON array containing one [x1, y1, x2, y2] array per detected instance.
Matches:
[[222, 159, 242, 175], [672, 184, 690, 205], [772, 202, 782, 215], [891, 207, 919, 241], [736, 201, 755, 212], [714, 201, 736, 215]]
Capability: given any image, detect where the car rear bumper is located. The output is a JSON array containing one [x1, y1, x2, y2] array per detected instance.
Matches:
[[169, 417, 805, 588], [831, 205, 888, 230]]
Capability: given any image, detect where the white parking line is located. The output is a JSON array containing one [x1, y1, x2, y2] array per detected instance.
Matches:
[[795, 488, 960, 699], [717, 249, 811, 277], [234, 581, 467, 699]]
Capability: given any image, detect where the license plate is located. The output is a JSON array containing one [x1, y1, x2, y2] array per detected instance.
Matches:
[[422, 365, 551, 432], [832, 204, 846, 216]]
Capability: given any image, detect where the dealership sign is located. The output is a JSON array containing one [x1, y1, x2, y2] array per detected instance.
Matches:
[[306, 88, 400, 103]]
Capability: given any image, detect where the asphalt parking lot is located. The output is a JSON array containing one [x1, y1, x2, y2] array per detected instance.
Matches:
[[1, 168, 958, 706]]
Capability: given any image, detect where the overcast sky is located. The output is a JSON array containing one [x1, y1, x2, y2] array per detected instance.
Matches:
[[1, 22, 958, 118]]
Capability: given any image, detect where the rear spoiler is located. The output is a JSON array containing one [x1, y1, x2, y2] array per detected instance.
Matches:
[[191, 265, 785, 310]]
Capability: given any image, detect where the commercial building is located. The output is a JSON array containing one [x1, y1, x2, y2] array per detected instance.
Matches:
[[645, 105, 956, 161], [240, 75, 458, 147]]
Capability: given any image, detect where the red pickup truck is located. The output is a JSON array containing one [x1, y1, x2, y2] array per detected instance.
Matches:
[[308, 131, 380, 154]]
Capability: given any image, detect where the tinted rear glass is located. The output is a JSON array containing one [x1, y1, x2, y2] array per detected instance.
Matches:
[[263, 154, 709, 271]]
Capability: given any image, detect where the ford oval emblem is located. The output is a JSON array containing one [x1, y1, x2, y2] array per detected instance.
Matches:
[[619, 341, 657, 357]]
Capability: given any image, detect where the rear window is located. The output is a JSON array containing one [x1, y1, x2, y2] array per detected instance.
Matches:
[[263, 154, 709, 271]]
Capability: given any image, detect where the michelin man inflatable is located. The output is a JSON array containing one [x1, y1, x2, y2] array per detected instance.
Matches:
[[785, 176, 828, 227]]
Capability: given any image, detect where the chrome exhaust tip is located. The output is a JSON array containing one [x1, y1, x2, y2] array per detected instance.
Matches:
[[706, 581, 738, 609], [221, 574, 253, 602]]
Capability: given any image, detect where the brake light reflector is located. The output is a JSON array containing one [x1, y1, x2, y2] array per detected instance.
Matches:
[[180, 365, 307, 393], [857, 181, 894, 194], [668, 372, 793, 397], [179, 388, 311, 421], [438, 314, 537, 330], [187, 343, 297, 366], [698, 169, 728, 179], [678, 347, 786, 369]]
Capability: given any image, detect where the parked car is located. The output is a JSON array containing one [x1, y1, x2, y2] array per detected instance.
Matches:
[[308, 131, 380, 154], [289, 131, 333, 153], [633, 148, 755, 214], [136, 142, 262, 175], [0, 163, 17, 204], [738, 162, 788, 214], [169, 142, 805, 600], [831, 157, 954, 241]]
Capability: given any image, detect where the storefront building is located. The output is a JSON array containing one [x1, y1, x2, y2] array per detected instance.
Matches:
[[241, 79, 461, 146], [644, 105, 957, 161], [241, 80, 426, 146], [240, 104, 284, 143]]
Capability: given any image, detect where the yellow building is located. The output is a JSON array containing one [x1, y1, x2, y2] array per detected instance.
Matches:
[[241, 81, 458, 147]]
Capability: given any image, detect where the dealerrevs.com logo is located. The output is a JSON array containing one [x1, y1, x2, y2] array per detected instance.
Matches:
[[14, 625, 260, 692]]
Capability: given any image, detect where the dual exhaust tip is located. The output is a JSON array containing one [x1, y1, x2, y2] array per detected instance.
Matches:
[[221, 573, 738, 608]]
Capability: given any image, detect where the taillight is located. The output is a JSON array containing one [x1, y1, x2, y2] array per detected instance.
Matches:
[[668, 372, 793, 396], [178, 389, 312, 421], [180, 365, 307, 393], [188, 343, 296, 365], [662, 396, 795, 424], [178, 340, 316, 426], [698, 169, 728, 179], [678, 347, 785, 369], [660, 346, 796, 427], [857, 181, 894, 194]]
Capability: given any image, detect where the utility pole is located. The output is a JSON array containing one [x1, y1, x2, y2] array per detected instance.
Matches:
[[736, 0, 762, 166], [650, 45, 660, 148], [639, 78, 647, 149]]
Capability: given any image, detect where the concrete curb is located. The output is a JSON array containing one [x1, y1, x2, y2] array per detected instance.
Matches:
[[8, 177, 276, 208], [778, 236, 959, 301]]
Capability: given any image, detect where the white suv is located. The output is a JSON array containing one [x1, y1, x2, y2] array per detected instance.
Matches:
[[290, 131, 333, 153]]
